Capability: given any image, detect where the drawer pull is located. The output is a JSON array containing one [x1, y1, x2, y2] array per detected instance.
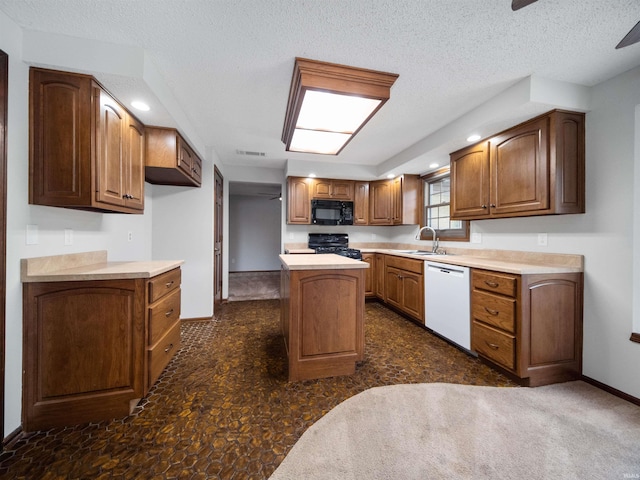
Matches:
[[484, 306, 499, 316], [484, 280, 499, 288], [166, 280, 174, 288], [165, 309, 174, 317], [164, 343, 174, 354], [485, 341, 500, 350]]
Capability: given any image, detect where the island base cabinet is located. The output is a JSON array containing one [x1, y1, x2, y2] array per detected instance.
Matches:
[[281, 268, 365, 382]]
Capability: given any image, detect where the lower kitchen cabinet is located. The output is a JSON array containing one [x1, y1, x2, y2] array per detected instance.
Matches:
[[384, 255, 424, 322], [361, 253, 375, 298], [22, 268, 182, 431], [471, 268, 583, 386]]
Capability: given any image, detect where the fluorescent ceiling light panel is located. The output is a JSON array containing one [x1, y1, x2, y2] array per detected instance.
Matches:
[[282, 58, 399, 155]]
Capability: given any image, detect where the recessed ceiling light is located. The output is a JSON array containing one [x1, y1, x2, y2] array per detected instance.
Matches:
[[308, 173, 316, 178], [131, 100, 150, 111], [386, 173, 395, 179], [466, 134, 481, 142], [429, 163, 439, 169]]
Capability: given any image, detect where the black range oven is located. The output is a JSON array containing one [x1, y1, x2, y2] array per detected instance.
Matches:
[[308, 233, 362, 260]]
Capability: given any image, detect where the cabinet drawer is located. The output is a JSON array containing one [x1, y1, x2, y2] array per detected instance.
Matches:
[[385, 255, 423, 275], [148, 320, 180, 387], [149, 288, 181, 345], [472, 290, 516, 333], [472, 321, 515, 371], [149, 268, 181, 303], [472, 270, 517, 297]]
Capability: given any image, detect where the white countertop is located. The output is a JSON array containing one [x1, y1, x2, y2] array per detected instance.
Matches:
[[21, 251, 184, 282], [280, 253, 370, 271]]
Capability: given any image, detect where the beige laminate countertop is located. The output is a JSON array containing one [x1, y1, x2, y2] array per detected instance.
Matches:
[[284, 245, 583, 275], [21, 250, 184, 282], [280, 253, 370, 271]]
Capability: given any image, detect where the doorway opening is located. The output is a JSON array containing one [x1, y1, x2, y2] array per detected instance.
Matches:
[[228, 182, 282, 301]]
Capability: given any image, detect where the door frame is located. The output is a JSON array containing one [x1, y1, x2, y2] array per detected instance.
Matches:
[[0, 49, 8, 446], [214, 166, 223, 306]]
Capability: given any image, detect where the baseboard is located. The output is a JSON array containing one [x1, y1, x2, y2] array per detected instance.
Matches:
[[3, 426, 22, 450], [581, 375, 640, 407]]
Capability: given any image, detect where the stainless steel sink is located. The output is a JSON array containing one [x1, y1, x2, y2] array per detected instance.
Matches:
[[391, 249, 441, 256]]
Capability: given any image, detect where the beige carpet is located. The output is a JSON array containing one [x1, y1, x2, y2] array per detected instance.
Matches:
[[269, 381, 640, 479]]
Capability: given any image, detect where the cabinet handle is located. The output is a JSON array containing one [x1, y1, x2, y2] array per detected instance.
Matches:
[[164, 343, 174, 353], [484, 280, 499, 288], [490, 203, 496, 208], [122, 193, 132, 199], [481, 204, 487, 209], [485, 341, 500, 350], [484, 306, 499, 316], [165, 309, 174, 317], [166, 280, 174, 288]]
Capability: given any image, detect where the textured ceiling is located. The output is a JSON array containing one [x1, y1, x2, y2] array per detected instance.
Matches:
[[2, 0, 640, 177]]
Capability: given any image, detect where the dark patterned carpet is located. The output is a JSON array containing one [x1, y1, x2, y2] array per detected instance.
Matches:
[[0, 300, 515, 479]]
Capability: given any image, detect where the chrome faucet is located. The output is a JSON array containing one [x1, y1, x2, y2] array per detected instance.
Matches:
[[415, 226, 439, 253]]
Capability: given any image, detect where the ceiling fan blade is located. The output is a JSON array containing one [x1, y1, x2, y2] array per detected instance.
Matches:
[[511, 0, 538, 11], [616, 20, 640, 49]]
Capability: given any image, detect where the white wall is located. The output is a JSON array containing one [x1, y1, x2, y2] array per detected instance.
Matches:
[[228, 195, 281, 272]]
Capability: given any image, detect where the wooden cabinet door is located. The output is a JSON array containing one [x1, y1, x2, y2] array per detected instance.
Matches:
[[361, 253, 374, 297], [354, 181, 369, 225], [402, 271, 424, 321], [178, 138, 193, 179], [450, 141, 490, 219], [392, 176, 403, 224], [124, 114, 145, 210], [369, 179, 392, 225], [490, 116, 549, 216], [311, 179, 332, 198], [375, 254, 385, 299], [384, 266, 403, 308], [29, 69, 93, 207], [287, 177, 311, 224], [330, 180, 354, 200], [95, 88, 126, 208]]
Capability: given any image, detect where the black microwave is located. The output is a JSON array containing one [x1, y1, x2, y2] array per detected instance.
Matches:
[[311, 199, 354, 225]]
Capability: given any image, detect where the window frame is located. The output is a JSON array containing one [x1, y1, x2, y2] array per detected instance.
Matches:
[[420, 167, 469, 242]]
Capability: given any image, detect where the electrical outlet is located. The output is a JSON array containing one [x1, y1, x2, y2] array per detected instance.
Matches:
[[471, 232, 482, 244], [26, 224, 38, 245], [64, 229, 73, 246], [537, 233, 548, 246], [127, 231, 133, 242]]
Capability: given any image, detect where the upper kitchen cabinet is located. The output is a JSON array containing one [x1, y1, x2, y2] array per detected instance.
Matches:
[[369, 175, 421, 225], [450, 110, 585, 220], [311, 179, 354, 201], [29, 68, 144, 214], [145, 127, 202, 187], [354, 181, 369, 225], [287, 176, 314, 224]]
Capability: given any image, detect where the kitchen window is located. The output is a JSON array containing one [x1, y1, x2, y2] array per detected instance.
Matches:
[[420, 167, 469, 241]]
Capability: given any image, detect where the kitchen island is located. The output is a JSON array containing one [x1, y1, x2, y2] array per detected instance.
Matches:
[[279, 253, 369, 382]]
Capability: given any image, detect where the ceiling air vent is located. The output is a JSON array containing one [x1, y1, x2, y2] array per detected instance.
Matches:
[[236, 149, 266, 157]]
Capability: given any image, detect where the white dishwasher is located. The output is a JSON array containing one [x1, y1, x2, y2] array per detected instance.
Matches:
[[424, 261, 471, 351]]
